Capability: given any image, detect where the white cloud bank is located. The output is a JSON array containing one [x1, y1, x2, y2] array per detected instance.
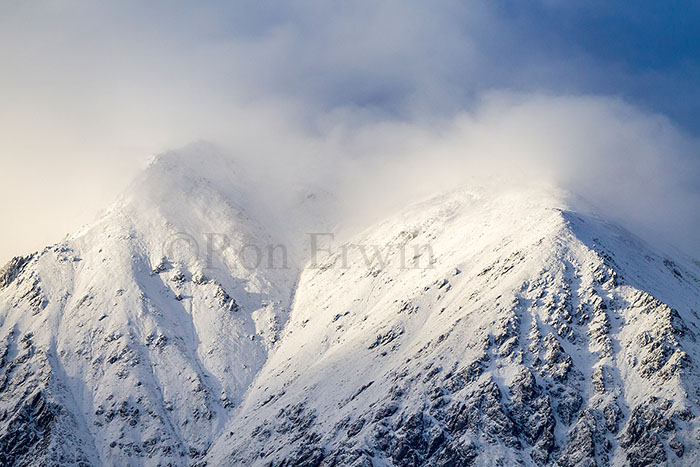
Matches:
[[1, 1, 699, 262]]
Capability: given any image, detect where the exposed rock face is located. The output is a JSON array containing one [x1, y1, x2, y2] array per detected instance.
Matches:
[[0, 254, 33, 289], [1, 162, 700, 466], [0, 333, 96, 466]]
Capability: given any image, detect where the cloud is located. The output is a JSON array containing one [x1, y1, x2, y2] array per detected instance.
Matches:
[[318, 92, 700, 255], [0, 1, 699, 263]]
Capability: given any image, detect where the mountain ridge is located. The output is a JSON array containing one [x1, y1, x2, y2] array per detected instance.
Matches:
[[204, 188, 700, 466], [1, 150, 700, 466]]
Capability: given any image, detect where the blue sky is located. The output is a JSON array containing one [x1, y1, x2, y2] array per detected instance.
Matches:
[[489, 0, 700, 132]]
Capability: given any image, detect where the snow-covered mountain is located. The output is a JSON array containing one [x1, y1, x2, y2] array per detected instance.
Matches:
[[2, 148, 700, 466]]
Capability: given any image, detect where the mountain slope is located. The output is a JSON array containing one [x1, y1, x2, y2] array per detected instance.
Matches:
[[0, 146, 324, 465], [2, 152, 700, 466], [206, 188, 700, 467]]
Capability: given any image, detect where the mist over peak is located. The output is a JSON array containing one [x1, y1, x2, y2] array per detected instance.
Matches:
[[102, 92, 700, 258], [1, 1, 699, 261]]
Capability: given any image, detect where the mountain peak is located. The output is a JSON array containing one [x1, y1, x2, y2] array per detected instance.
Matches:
[[2, 157, 700, 466]]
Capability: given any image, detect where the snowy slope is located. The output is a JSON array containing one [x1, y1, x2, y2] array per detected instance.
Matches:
[[0, 144, 328, 465], [2, 150, 700, 466], [206, 188, 700, 467]]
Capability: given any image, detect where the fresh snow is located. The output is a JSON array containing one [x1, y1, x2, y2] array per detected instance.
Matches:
[[1, 147, 700, 466]]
